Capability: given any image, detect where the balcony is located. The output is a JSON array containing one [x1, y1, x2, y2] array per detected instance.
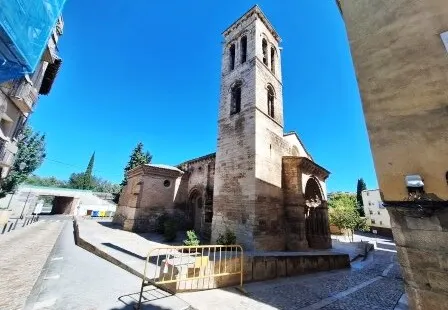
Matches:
[[0, 141, 17, 168], [7, 78, 37, 113]]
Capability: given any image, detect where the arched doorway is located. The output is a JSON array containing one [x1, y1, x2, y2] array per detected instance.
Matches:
[[188, 190, 203, 233], [304, 177, 331, 249]]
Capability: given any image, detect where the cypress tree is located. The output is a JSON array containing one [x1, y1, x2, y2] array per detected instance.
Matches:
[[356, 178, 367, 216], [83, 152, 95, 190]]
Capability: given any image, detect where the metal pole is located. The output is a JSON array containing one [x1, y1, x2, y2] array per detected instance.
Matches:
[[14, 191, 31, 229]]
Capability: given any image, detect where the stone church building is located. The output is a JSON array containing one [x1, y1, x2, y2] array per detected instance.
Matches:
[[114, 5, 331, 251]]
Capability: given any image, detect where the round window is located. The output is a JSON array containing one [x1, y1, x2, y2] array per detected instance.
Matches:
[[164, 180, 171, 187]]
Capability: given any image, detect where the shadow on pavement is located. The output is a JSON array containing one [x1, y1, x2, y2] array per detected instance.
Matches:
[[102, 242, 146, 260], [109, 287, 194, 310]]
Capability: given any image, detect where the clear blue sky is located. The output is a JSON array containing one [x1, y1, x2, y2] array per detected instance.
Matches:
[[31, 0, 378, 192]]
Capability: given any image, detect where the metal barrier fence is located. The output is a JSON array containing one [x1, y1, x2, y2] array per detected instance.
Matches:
[[137, 245, 244, 309]]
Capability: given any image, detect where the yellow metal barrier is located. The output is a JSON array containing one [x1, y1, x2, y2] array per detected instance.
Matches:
[[136, 245, 244, 309]]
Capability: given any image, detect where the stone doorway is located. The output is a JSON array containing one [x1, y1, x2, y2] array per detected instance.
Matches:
[[304, 177, 331, 249], [188, 190, 203, 233]]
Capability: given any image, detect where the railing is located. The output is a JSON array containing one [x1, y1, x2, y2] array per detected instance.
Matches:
[[136, 245, 244, 309], [8, 78, 37, 113], [0, 141, 14, 167]]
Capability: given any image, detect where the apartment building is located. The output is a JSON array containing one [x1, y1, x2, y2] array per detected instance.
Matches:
[[361, 189, 392, 237], [0, 17, 64, 178]]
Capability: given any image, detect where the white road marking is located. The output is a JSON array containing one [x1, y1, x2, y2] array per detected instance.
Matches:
[[51, 256, 63, 261], [32, 298, 57, 309], [382, 263, 395, 277], [44, 274, 60, 280]]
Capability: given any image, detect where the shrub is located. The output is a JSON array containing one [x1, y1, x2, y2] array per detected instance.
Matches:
[[216, 228, 236, 245], [164, 219, 177, 242], [183, 230, 200, 247]]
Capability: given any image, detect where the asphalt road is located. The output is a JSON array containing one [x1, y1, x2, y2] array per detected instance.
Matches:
[[23, 217, 144, 310]]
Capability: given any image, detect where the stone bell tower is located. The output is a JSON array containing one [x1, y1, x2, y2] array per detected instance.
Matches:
[[212, 5, 286, 251]]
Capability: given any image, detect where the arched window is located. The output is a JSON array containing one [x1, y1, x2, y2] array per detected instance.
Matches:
[[267, 85, 274, 118], [270, 47, 276, 74], [229, 44, 236, 70], [240, 36, 247, 64], [262, 39, 268, 65], [231, 81, 242, 115]]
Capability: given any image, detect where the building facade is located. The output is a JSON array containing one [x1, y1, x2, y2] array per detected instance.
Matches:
[[361, 189, 392, 237], [114, 6, 332, 252], [338, 0, 448, 309], [0, 17, 64, 179]]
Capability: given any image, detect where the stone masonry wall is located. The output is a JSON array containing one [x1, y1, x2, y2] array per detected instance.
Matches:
[[212, 11, 259, 250], [390, 208, 448, 310]]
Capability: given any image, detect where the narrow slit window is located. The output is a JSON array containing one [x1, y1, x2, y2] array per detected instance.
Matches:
[[267, 85, 275, 118], [231, 81, 242, 115], [229, 44, 236, 70], [270, 47, 275, 74], [241, 36, 247, 64], [262, 39, 268, 65]]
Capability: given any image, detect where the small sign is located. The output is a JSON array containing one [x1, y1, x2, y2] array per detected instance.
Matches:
[[441, 31, 448, 53]]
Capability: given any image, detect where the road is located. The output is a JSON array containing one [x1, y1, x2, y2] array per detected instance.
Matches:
[[0, 215, 183, 310], [22, 216, 151, 310]]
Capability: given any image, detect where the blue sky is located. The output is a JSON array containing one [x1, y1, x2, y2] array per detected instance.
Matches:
[[31, 0, 377, 192]]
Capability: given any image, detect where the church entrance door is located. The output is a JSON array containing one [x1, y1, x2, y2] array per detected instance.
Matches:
[[188, 190, 203, 234]]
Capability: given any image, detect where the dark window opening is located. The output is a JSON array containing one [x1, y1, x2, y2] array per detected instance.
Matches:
[[229, 44, 236, 70], [231, 81, 242, 115], [446, 171, 448, 185], [371, 219, 376, 224], [163, 180, 171, 187], [205, 205, 213, 223], [262, 39, 268, 65], [267, 86, 274, 118], [270, 47, 275, 74], [240, 36, 247, 64]]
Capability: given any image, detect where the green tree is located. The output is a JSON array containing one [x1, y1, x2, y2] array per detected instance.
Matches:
[[82, 152, 95, 190], [0, 126, 46, 197], [93, 178, 121, 193], [26, 175, 67, 188], [328, 192, 368, 241], [120, 142, 152, 187], [356, 178, 367, 216], [67, 172, 87, 189]]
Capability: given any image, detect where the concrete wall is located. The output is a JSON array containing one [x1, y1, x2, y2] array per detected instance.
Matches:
[[339, 0, 448, 202], [339, 1, 448, 308]]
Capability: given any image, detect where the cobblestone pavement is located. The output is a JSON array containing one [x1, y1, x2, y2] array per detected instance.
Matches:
[[0, 219, 65, 310], [180, 248, 404, 310]]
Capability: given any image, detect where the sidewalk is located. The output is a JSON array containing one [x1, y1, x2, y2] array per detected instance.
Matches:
[[75, 219, 352, 284], [0, 220, 65, 310]]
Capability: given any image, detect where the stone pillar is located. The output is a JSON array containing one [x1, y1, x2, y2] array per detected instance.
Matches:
[[282, 157, 308, 250], [388, 204, 448, 310]]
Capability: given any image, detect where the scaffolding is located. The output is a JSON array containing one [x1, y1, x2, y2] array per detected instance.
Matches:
[[0, 0, 66, 82]]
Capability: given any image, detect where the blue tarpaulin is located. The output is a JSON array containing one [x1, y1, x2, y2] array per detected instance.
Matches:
[[0, 0, 66, 82]]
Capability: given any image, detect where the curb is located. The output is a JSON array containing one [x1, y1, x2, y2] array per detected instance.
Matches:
[[73, 219, 145, 280]]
